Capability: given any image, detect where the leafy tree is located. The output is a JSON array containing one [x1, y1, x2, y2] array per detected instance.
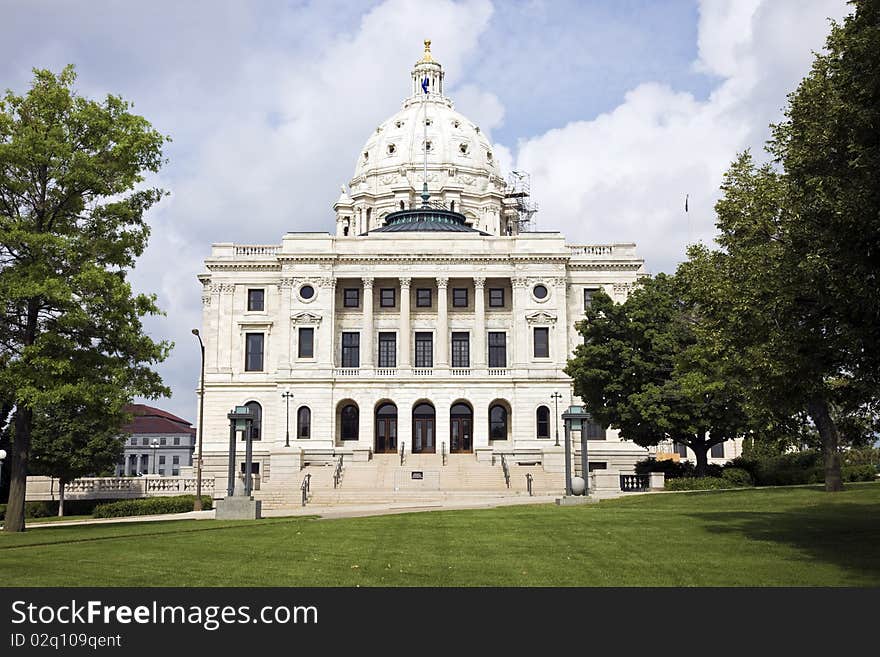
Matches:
[[680, 1, 879, 492], [564, 274, 752, 476], [29, 396, 130, 516], [0, 66, 170, 532]]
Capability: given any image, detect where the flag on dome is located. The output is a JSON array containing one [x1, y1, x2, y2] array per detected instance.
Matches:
[[421, 76, 429, 93]]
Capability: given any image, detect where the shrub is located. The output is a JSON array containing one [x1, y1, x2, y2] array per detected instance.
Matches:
[[92, 495, 212, 519], [636, 457, 723, 479], [842, 465, 877, 482], [0, 499, 112, 521], [664, 477, 731, 491], [721, 467, 754, 487]]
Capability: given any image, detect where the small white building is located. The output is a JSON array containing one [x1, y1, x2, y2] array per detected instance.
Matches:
[[195, 42, 711, 499]]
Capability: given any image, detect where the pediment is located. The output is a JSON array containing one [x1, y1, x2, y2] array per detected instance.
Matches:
[[291, 312, 322, 326], [525, 311, 557, 325]]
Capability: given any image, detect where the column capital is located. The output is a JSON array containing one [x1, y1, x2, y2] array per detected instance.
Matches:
[[319, 276, 337, 289], [473, 276, 486, 290], [362, 276, 374, 289], [399, 277, 412, 289], [436, 276, 449, 289]]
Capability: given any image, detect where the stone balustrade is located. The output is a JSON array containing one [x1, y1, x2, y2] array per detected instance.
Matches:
[[25, 475, 216, 502]]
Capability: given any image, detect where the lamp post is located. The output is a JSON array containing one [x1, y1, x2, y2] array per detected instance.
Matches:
[[191, 329, 206, 511], [0, 449, 7, 492], [282, 391, 294, 447], [551, 392, 563, 447], [226, 406, 253, 497], [150, 438, 160, 475], [561, 405, 591, 497]]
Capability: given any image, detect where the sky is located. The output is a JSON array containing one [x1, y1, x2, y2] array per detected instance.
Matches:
[[0, 0, 850, 422]]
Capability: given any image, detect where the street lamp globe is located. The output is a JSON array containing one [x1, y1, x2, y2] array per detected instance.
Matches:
[[0, 449, 7, 461]]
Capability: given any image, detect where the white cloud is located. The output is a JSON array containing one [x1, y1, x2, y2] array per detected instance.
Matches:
[[515, 0, 849, 271]]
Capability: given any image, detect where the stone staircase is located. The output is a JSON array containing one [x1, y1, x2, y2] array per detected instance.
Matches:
[[254, 452, 563, 510]]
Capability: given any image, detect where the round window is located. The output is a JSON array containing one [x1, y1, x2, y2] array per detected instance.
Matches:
[[300, 285, 315, 300], [533, 284, 548, 299]]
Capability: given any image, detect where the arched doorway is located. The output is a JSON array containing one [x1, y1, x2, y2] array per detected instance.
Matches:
[[450, 402, 473, 453], [412, 402, 436, 453], [374, 402, 398, 453]]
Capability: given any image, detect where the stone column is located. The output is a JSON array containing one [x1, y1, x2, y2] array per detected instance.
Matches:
[[277, 278, 294, 371], [554, 276, 569, 366], [436, 276, 448, 368], [319, 276, 336, 369], [399, 277, 411, 369], [362, 276, 374, 369], [217, 283, 235, 373], [511, 277, 529, 368], [473, 276, 486, 369]]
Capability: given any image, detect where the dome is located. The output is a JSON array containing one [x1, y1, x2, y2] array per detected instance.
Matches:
[[337, 40, 511, 237], [352, 97, 501, 183]]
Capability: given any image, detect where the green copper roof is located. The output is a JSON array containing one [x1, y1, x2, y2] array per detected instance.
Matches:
[[363, 208, 488, 235]]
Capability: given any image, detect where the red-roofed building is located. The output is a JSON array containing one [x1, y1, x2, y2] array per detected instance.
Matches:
[[116, 404, 196, 477]]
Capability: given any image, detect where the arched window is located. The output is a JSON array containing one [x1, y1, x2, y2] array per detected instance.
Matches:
[[536, 406, 550, 439], [341, 404, 359, 441], [244, 401, 262, 441], [489, 404, 508, 440], [297, 406, 311, 439]]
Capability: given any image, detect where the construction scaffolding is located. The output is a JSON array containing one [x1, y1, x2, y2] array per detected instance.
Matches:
[[504, 170, 538, 233]]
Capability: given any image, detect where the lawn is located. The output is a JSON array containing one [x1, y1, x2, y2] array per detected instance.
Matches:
[[1, 484, 878, 586]]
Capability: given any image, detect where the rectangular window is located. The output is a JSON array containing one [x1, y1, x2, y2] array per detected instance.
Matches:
[[710, 442, 725, 458], [415, 332, 433, 368], [245, 333, 264, 371], [378, 332, 396, 368], [488, 288, 504, 308], [452, 288, 468, 307], [158, 468, 165, 476], [488, 332, 507, 368], [131, 437, 136, 445], [588, 462, 608, 472], [380, 288, 395, 308], [240, 462, 261, 474], [160, 437, 166, 445], [172, 468, 179, 476], [675, 442, 688, 457], [159, 456, 165, 465], [341, 332, 360, 368], [584, 288, 599, 310], [533, 327, 550, 358], [142, 437, 149, 446], [298, 327, 314, 358], [247, 289, 265, 312], [172, 456, 180, 465], [451, 332, 470, 368], [416, 288, 432, 308], [343, 288, 360, 308], [173, 437, 180, 446]]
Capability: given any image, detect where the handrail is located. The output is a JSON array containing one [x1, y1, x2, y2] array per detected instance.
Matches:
[[399, 442, 406, 466], [300, 473, 311, 506], [333, 455, 344, 489], [441, 441, 447, 466], [500, 454, 510, 489], [526, 472, 533, 496]]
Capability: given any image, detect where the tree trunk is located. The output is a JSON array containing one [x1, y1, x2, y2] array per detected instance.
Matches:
[[3, 408, 33, 532], [691, 435, 710, 477], [58, 480, 65, 517], [808, 395, 843, 492]]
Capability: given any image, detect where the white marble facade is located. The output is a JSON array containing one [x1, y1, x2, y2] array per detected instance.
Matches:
[[196, 43, 656, 483]]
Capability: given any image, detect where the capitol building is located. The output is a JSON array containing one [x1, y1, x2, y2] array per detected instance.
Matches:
[[196, 42, 657, 502]]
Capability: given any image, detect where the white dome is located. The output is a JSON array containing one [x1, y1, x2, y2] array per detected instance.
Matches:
[[337, 40, 511, 237], [353, 98, 501, 182]]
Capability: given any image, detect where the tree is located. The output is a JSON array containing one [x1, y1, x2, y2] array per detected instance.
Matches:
[[564, 274, 752, 476], [29, 395, 131, 517], [0, 66, 170, 531]]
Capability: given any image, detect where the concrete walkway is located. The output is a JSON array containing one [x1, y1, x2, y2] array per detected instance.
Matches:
[[14, 492, 618, 528]]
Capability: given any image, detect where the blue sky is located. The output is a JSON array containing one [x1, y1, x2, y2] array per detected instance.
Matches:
[[0, 0, 849, 421]]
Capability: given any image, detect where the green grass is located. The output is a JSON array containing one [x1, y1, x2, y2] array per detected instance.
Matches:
[[2, 484, 878, 586]]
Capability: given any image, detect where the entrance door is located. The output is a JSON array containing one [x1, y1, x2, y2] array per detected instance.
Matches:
[[375, 403, 398, 453], [450, 403, 473, 453], [412, 403, 436, 453]]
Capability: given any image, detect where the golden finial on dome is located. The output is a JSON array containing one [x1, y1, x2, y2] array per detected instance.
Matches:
[[420, 39, 433, 62]]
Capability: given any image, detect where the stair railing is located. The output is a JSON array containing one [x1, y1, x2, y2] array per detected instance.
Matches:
[[333, 454, 344, 489], [399, 442, 406, 466], [441, 441, 447, 466], [300, 473, 311, 506], [526, 472, 533, 496], [501, 454, 510, 489]]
